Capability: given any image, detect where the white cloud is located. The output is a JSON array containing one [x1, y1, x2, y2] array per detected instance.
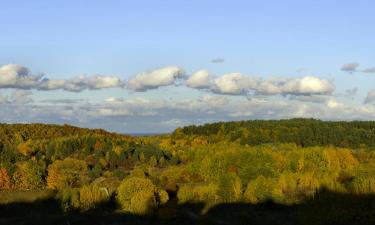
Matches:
[[185, 69, 334, 97], [186, 70, 213, 89], [0, 64, 42, 89], [39, 75, 123, 92], [127, 66, 185, 91], [280, 76, 335, 95], [213, 73, 257, 95], [0, 64, 125, 92]]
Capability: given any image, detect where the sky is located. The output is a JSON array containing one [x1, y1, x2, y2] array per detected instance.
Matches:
[[0, 0, 375, 133]]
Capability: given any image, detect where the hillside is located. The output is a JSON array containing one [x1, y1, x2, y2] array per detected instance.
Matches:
[[1, 120, 375, 225], [173, 118, 375, 148]]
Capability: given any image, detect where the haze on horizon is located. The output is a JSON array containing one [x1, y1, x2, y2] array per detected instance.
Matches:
[[0, 0, 375, 133]]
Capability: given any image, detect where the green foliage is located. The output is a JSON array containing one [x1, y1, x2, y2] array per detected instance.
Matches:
[[173, 118, 375, 148]]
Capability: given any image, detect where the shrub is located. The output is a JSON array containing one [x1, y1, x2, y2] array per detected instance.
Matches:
[[58, 188, 80, 212], [177, 183, 219, 204], [348, 176, 375, 194], [217, 173, 242, 202], [79, 184, 109, 210]]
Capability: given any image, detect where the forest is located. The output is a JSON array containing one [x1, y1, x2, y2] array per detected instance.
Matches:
[[1, 119, 375, 225]]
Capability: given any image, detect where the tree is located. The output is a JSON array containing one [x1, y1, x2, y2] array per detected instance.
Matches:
[[12, 161, 43, 189], [0, 168, 11, 189], [47, 158, 88, 189], [244, 175, 275, 203], [117, 177, 168, 214], [17, 141, 33, 157], [217, 173, 242, 202]]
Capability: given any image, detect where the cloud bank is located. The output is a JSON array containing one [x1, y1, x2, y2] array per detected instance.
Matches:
[[0, 64, 336, 98]]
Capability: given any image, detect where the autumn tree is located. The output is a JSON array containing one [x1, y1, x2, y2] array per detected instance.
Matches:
[[47, 158, 88, 189], [0, 168, 11, 189], [117, 177, 168, 214], [12, 161, 43, 189]]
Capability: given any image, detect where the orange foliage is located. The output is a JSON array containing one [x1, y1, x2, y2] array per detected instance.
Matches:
[[0, 168, 11, 189]]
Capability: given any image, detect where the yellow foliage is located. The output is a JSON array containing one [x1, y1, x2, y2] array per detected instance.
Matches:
[[79, 184, 109, 210], [17, 142, 32, 156], [177, 183, 219, 204], [113, 146, 124, 156], [47, 158, 88, 189], [116, 177, 168, 214], [244, 176, 276, 203]]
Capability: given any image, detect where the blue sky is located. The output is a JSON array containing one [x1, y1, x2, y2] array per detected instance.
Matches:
[[0, 0, 375, 133]]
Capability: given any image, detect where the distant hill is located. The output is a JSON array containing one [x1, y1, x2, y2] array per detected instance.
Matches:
[[172, 118, 375, 148]]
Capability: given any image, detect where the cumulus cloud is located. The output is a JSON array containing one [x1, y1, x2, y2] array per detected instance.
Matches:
[[39, 75, 123, 92], [364, 90, 375, 104], [0, 64, 43, 89], [127, 66, 184, 91], [186, 70, 213, 89], [0, 64, 124, 92], [188, 72, 335, 96], [0, 64, 125, 92], [212, 73, 258, 95], [280, 76, 335, 95], [341, 63, 359, 73]]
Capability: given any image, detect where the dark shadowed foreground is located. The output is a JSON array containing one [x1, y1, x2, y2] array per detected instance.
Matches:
[[0, 189, 374, 225]]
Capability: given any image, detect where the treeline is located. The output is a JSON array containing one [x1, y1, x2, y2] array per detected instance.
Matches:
[[0, 124, 178, 192], [0, 123, 125, 146], [173, 118, 375, 148]]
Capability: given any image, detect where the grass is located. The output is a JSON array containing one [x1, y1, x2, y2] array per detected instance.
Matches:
[[0, 189, 56, 204]]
